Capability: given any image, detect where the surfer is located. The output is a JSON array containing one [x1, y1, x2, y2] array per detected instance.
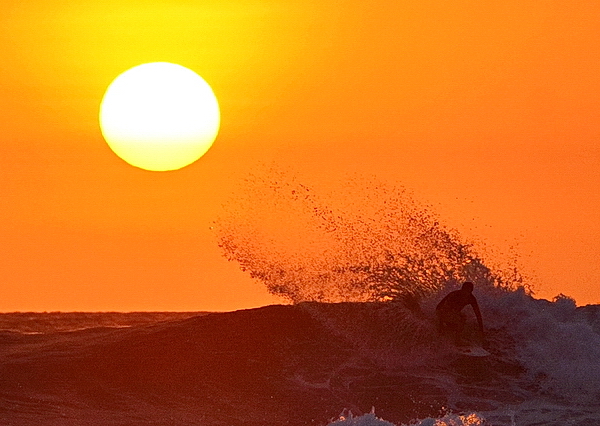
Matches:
[[435, 281, 484, 346]]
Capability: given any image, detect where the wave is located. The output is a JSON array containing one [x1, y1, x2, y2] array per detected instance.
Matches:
[[1, 300, 600, 425], [211, 169, 600, 424], [3, 170, 599, 424], [0, 311, 207, 334]]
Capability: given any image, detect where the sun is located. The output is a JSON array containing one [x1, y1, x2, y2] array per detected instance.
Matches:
[[99, 62, 220, 171]]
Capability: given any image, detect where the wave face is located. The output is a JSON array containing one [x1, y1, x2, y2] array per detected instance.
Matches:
[[215, 170, 522, 303]]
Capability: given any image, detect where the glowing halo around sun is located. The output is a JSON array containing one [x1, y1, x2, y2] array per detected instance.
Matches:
[[99, 62, 220, 171]]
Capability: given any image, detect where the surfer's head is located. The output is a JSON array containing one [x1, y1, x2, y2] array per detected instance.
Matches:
[[461, 281, 474, 293]]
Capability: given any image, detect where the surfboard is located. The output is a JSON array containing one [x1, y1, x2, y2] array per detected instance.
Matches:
[[455, 345, 490, 357]]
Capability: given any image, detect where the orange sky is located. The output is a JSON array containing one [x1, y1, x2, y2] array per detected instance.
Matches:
[[1, 0, 599, 311]]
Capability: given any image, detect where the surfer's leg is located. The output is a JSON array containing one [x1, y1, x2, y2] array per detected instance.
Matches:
[[444, 312, 464, 345], [454, 313, 467, 345]]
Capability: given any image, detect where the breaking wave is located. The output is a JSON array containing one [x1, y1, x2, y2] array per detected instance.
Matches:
[[215, 168, 524, 303], [213, 168, 600, 421]]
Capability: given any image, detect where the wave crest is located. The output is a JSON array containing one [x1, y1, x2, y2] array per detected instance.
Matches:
[[215, 170, 522, 303]]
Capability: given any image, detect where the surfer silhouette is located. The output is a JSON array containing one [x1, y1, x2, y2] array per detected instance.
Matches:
[[435, 281, 484, 346]]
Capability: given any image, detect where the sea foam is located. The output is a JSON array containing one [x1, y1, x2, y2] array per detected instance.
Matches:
[[329, 411, 487, 426]]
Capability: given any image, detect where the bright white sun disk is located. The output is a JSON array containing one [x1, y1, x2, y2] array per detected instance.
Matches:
[[99, 62, 220, 171]]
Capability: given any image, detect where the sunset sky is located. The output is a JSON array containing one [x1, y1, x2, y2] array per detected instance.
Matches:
[[1, 0, 599, 311]]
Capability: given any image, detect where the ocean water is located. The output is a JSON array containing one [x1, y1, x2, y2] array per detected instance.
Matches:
[[213, 171, 600, 426], [1, 296, 600, 425], [3, 172, 599, 425], [311, 289, 600, 426], [330, 410, 487, 425]]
